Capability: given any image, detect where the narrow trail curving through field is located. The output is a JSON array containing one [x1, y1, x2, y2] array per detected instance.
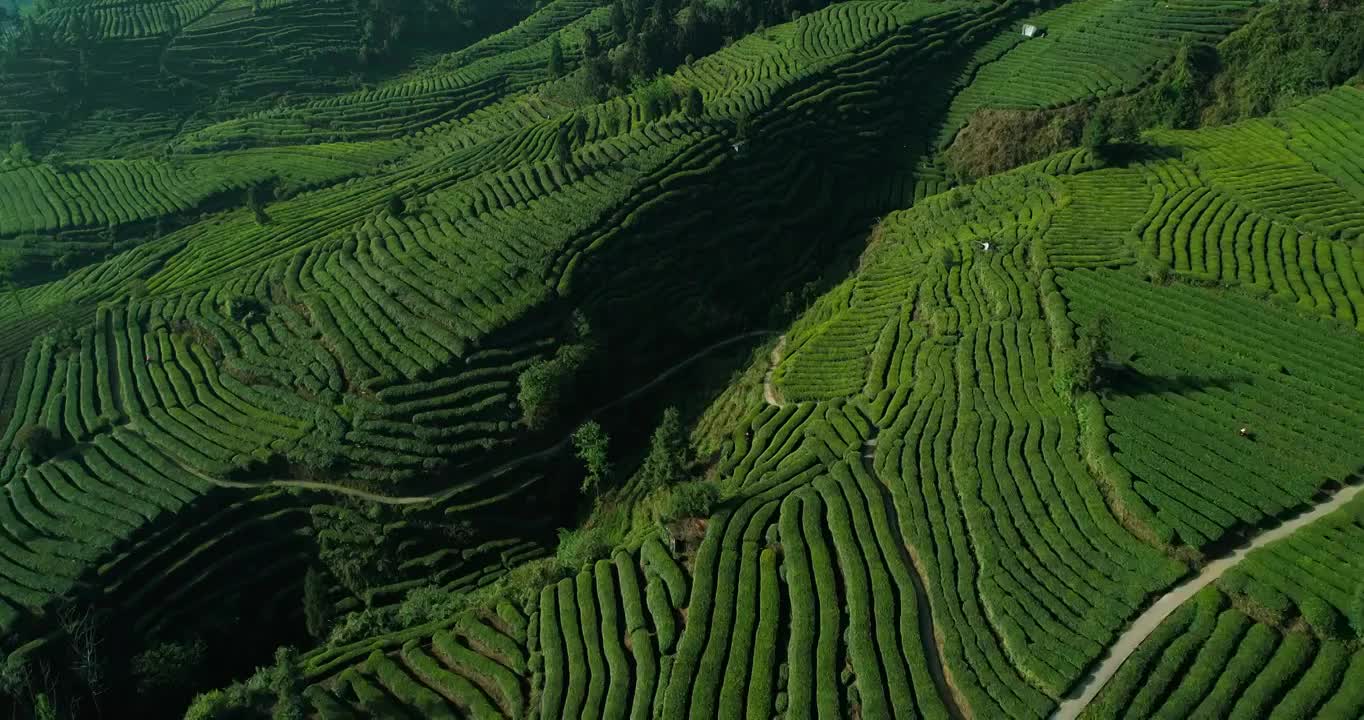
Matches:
[[203, 330, 778, 505], [1052, 479, 1364, 720], [763, 335, 786, 407], [862, 437, 967, 720]]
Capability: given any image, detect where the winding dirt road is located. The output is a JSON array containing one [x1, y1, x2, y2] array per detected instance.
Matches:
[[1052, 480, 1364, 720]]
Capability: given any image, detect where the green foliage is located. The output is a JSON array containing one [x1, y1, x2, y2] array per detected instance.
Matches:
[[636, 407, 688, 491], [572, 420, 611, 496], [386, 192, 405, 217], [945, 106, 1088, 180], [1150, 40, 1214, 129], [556, 525, 610, 571], [1208, 0, 1364, 123], [184, 685, 268, 720], [684, 85, 703, 118], [555, 124, 572, 165], [132, 638, 207, 697], [327, 605, 400, 645], [662, 480, 719, 521], [314, 504, 400, 596], [1352, 583, 1364, 638], [303, 567, 331, 641], [247, 185, 271, 225], [15, 424, 57, 461], [222, 294, 261, 323], [609, 0, 626, 40], [518, 342, 590, 430], [635, 74, 673, 122], [548, 33, 565, 78], [269, 647, 305, 720], [395, 584, 463, 627]]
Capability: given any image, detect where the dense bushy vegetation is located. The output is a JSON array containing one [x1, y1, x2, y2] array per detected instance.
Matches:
[[2, 0, 1364, 718]]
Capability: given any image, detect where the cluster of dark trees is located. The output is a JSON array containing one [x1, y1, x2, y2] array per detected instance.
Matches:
[[580, 0, 838, 99], [357, 0, 539, 64]]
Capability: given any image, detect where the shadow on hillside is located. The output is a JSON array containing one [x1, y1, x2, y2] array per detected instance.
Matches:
[[1100, 364, 1247, 397], [1099, 141, 1184, 168]]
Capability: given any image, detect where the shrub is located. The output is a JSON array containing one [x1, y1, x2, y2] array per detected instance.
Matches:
[[548, 34, 565, 78], [663, 480, 719, 520], [327, 606, 399, 645], [945, 105, 1088, 180], [1299, 595, 1345, 637], [15, 424, 57, 461], [501, 557, 571, 606], [269, 648, 305, 720], [555, 125, 572, 166], [133, 638, 207, 697], [1208, 0, 1364, 123], [386, 193, 405, 217], [556, 526, 610, 571], [572, 421, 611, 495], [396, 585, 464, 627], [684, 86, 703, 117], [222, 295, 261, 323]]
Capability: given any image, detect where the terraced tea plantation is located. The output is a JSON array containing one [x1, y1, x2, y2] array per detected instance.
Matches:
[[2, 0, 1364, 717]]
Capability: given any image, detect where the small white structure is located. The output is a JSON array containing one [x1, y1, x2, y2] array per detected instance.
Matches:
[[1022, 23, 1043, 38], [977, 241, 994, 253]]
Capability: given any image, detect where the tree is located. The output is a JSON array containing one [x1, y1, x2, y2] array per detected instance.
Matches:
[[247, 184, 270, 225], [572, 421, 611, 496], [386, 193, 405, 217], [585, 55, 610, 100], [638, 407, 687, 490], [572, 113, 589, 144], [582, 27, 601, 59], [125, 278, 148, 299], [555, 124, 572, 166], [222, 294, 260, 323], [664, 480, 719, 520], [1081, 108, 1110, 152], [303, 567, 331, 641], [1324, 26, 1364, 85], [16, 424, 57, 461], [684, 85, 703, 117], [1152, 40, 1210, 128], [736, 111, 752, 140], [133, 638, 206, 698], [269, 648, 305, 720], [518, 343, 589, 429], [548, 33, 565, 79], [1351, 581, 1364, 638], [1065, 314, 1111, 394], [610, 0, 627, 39]]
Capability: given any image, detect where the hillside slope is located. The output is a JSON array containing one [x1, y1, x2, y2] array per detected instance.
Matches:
[[5, 0, 1364, 718]]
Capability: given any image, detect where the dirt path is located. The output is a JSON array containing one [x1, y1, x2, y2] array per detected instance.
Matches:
[[205, 330, 777, 506], [763, 335, 786, 407], [862, 437, 966, 720], [1053, 480, 1364, 720]]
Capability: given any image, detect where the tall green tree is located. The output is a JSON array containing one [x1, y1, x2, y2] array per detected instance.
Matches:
[[582, 27, 601, 58], [303, 567, 331, 641], [573, 421, 611, 496], [548, 33, 564, 78], [610, 0, 627, 40], [684, 86, 703, 117], [638, 407, 687, 490]]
